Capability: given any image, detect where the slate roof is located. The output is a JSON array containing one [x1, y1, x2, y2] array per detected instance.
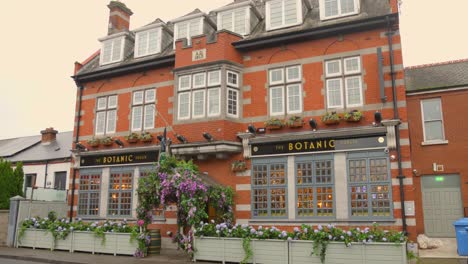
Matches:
[[405, 59, 468, 92], [2, 131, 73, 163]]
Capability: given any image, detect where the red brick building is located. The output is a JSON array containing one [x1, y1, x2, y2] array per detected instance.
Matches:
[[406, 59, 468, 237], [71, 0, 415, 246]]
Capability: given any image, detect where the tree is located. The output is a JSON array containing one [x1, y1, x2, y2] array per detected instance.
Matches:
[[0, 159, 25, 209]]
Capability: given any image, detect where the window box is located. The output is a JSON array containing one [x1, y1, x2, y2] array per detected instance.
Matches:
[[265, 118, 284, 130], [125, 132, 140, 143], [231, 160, 247, 172], [321, 112, 341, 125], [343, 110, 363, 122], [17, 229, 137, 256], [140, 131, 153, 143], [100, 136, 114, 146], [286, 116, 304, 128], [87, 138, 100, 148]]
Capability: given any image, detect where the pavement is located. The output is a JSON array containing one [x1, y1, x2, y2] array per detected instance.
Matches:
[[1, 241, 468, 264]]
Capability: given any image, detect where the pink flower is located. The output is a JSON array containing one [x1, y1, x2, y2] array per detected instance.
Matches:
[[137, 219, 145, 227]]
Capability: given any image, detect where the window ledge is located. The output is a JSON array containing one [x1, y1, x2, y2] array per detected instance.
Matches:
[[421, 140, 448, 146], [248, 218, 395, 224]]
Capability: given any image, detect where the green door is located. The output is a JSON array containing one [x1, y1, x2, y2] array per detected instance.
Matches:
[[421, 175, 463, 237]]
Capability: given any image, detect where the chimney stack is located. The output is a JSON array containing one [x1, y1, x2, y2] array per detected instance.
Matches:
[[107, 1, 133, 35], [41, 128, 58, 144]]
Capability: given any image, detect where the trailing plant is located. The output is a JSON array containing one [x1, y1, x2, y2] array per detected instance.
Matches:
[[286, 115, 304, 127], [241, 237, 253, 264], [344, 110, 363, 122], [321, 111, 340, 123]]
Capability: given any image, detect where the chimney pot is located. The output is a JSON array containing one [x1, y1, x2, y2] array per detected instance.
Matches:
[[107, 1, 133, 35], [40, 127, 58, 144]]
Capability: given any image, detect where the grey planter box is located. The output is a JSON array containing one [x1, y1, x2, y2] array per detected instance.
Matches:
[[289, 240, 407, 264], [193, 237, 288, 264], [17, 229, 137, 256]]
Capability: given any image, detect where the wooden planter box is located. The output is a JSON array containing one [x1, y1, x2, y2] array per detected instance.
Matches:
[[266, 125, 283, 130], [288, 240, 407, 264], [287, 121, 304, 128], [17, 229, 137, 256], [127, 138, 139, 143], [193, 237, 288, 264], [322, 119, 340, 125]]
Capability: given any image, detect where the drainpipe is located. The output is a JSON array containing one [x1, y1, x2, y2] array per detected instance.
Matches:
[[69, 80, 83, 222], [43, 160, 49, 188], [386, 16, 407, 234]]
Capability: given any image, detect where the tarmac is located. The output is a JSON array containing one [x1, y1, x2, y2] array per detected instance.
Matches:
[[0, 241, 467, 264]]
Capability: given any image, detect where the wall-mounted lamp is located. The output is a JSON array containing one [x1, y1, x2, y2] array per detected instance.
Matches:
[[247, 124, 256, 134], [203, 132, 214, 142], [75, 142, 87, 152], [114, 139, 124, 148], [176, 134, 187, 144], [309, 119, 318, 131], [374, 111, 382, 126]]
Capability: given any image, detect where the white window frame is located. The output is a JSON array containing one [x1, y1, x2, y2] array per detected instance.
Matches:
[[100, 36, 125, 65], [217, 6, 250, 36], [95, 95, 118, 136], [266, 0, 303, 31], [207, 88, 221, 117], [344, 57, 361, 75], [325, 56, 362, 109], [134, 27, 162, 58], [227, 71, 239, 88], [270, 86, 285, 116], [325, 60, 342, 77], [268, 65, 302, 116], [421, 98, 446, 143], [193, 72, 206, 89], [344, 76, 363, 107], [131, 90, 156, 132], [131, 106, 143, 132], [227, 88, 239, 118], [319, 0, 360, 20], [192, 90, 206, 118], [178, 92, 191, 120], [178, 75, 192, 91], [286, 65, 302, 82], [269, 68, 284, 85], [208, 70, 221, 86], [286, 84, 302, 114], [326, 78, 344, 109], [173, 17, 204, 48]]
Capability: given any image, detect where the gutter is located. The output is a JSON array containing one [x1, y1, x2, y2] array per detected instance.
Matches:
[[386, 16, 407, 234], [233, 13, 398, 50]]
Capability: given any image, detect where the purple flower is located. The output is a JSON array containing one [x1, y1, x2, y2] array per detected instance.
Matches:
[[137, 219, 145, 227], [258, 231, 263, 236], [293, 227, 299, 232], [318, 225, 323, 230], [346, 231, 352, 236], [250, 228, 256, 234]]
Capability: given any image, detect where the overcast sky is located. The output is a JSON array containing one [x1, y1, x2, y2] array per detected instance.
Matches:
[[0, 0, 467, 140]]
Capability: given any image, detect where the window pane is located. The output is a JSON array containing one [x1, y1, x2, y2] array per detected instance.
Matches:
[[253, 189, 268, 217], [144, 105, 155, 129], [349, 159, 367, 182], [193, 73, 206, 88], [315, 160, 333, 183], [286, 66, 301, 82], [96, 111, 106, 135], [97, 97, 107, 110], [131, 106, 143, 131], [145, 90, 155, 103], [208, 88, 220, 116], [284, 0, 298, 25], [253, 165, 268, 186], [111, 38, 122, 62], [344, 57, 360, 73], [340, 0, 355, 14], [270, 163, 286, 185], [227, 71, 238, 87], [102, 41, 112, 63], [270, 68, 284, 84], [106, 110, 116, 133], [78, 193, 89, 215], [108, 95, 117, 108], [192, 90, 205, 117], [208, 70, 221, 86], [326, 60, 341, 76], [425, 121, 444, 141], [189, 19, 201, 37], [179, 75, 191, 90], [137, 31, 148, 56], [148, 29, 159, 54], [297, 187, 314, 216], [325, 0, 339, 17], [327, 79, 342, 108], [177, 23, 187, 40], [234, 8, 246, 34], [270, 86, 284, 114], [227, 89, 238, 116], [370, 184, 391, 216], [221, 11, 233, 31], [269, 0, 283, 28], [133, 91, 144, 105], [178, 93, 190, 119], [287, 84, 301, 113], [296, 162, 313, 185], [316, 187, 333, 216], [270, 188, 287, 216], [369, 159, 388, 182], [350, 185, 368, 216], [422, 99, 442, 121], [345, 76, 362, 106]]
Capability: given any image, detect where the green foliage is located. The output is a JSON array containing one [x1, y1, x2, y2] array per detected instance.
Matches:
[[344, 110, 363, 121], [241, 237, 253, 264], [321, 112, 341, 122], [47, 211, 57, 222], [286, 115, 304, 126], [0, 159, 25, 209], [264, 118, 284, 127], [208, 186, 234, 223]]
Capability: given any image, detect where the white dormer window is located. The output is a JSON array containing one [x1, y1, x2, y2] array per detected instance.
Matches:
[[217, 7, 249, 35], [135, 27, 162, 58], [320, 0, 360, 20], [174, 17, 203, 48], [266, 0, 302, 31], [100, 36, 124, 65]]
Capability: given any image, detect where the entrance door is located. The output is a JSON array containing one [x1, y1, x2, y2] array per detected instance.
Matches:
[[421, 175, 463, 237], [54, 172, 67, 190]]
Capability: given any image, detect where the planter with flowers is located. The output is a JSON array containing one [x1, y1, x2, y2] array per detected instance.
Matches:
[[193, 222, 408, 264], [140, 131, 153, 143], [321, 112, 341, 125], [125, 132, 140, 143], [286, 116, 304, 128], [100, 136, 114, 146], [231, 160, 247, 172], [87, 137, 100, 148], [343, 110, 363, 123], [265, 118, 284, 130]]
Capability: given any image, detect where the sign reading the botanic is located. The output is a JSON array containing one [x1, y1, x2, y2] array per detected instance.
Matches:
[[251, 136, 386, 156], [80, 151, 158, 167]]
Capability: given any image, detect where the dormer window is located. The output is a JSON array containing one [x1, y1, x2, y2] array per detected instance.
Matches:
[[100, 36, 124, 65], [266, 0, 302, 31], [218, 7, 248, 35], [174, 17, 203, 47], [320, 0, 359, 20], [135, 27, 161, 58]]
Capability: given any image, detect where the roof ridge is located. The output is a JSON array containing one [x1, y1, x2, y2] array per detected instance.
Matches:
[[405, 58, 468, 70]]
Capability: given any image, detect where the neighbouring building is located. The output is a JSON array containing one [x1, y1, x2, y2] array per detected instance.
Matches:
[[406, 59, 468, 238], [71, 0, 415, 246], [0, 128, 73, 201]]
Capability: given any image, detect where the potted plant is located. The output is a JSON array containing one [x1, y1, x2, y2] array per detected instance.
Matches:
[[87, 137, 99, 147], [100, 136, 113, 146], [344, 110, 363, 122], [125, 132, 140, 143], [286, 116, 304, 128], [321, 112, 341, 125], [265, 118, 284, 130], [231, 160, 247, 172], [140, 131, 153, 143]]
